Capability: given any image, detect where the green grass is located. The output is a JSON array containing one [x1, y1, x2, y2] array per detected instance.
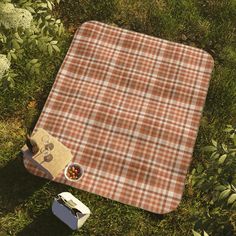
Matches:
[[1, 0, 236, 235]]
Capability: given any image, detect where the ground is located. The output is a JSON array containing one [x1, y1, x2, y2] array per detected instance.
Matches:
[[0, 0, 236, 235]]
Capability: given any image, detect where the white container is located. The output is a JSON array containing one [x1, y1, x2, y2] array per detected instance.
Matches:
[[52, 192, 91, 230], [64, 163, 84, 182]]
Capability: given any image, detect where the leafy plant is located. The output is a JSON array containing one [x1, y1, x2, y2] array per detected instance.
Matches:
[[0, 0, 64, 88], [190, 125, 236, 208], [189, 125, 236, 235]]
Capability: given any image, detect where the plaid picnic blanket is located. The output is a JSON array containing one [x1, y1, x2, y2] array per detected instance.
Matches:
[[23, 21, 214, 214]]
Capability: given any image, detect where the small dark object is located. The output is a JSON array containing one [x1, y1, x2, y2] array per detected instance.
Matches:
[[26, 134, 39, 155], [44, 154, 53, 162], [47, 142, 54, 150]]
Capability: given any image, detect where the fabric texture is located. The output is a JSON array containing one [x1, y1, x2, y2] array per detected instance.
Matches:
[[23, 21, 214, 214]]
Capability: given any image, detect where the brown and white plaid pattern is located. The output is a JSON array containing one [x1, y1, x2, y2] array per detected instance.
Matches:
[[23, 21, 214, 214]]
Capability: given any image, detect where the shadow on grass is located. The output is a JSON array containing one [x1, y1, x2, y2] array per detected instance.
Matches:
[[147, 212, 164, 221], [0, 155, 46, 213], [17, 208, 73, 236]]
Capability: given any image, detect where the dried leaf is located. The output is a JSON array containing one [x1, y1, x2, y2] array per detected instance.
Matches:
[[27, 100, 37, 109]]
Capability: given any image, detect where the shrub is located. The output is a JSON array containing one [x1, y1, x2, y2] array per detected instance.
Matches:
[[0, 0, 64, 86], [0, 0, 67, 118], [190, 125, 236, 235], [191, 125, 236, 208]]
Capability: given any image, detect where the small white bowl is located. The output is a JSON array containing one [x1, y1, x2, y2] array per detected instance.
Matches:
[[64, 162, 84, 182]]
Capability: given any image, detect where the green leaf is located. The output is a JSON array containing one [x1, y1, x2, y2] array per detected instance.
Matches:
[[14, 32, 23, 44], [37, 10, 47, 14], [45, 15, 51, 20], [48, 44, 53, 55], [38, 18, 43, 25], [17, 37, 23, 44], [7, 53, 11, 61], [213, 153, 220, 159], [39, 3, 48, 8], [219, 189, 231, 200], [210, 151, 217, 159], [228, 147, 236, 153], [30, 59, 38, 64], [233, 135, 236, 146], [52, 44, 60, 52], [58, 23, 63, 36], [12, 40, 20, 49], [202, 145, 217, 152], [232, 185, 236, 192], [215, 185, 227, 191], [196, 164, 204, 173], [47, 0, 53, 10], [30, 35, 37, 39], [26, 6, 35, 13], [218, 154, 227, 164], [34, 63, 41, 68], [51, 40, 58, 45], [192, 230, 201, 236], [191, 168, 196, 175], [222, 143, 228, 152], [26, 62, 31, 71], [227, 194, 236, 204], [232, 201, 236, 209], [212, 139, 217, 147], [11, 53, 17, 60], [224, 127, 233, 132], [203, 231, 209, 236]]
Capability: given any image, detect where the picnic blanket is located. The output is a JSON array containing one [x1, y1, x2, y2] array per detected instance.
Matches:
[[23, 21, 214, 214]]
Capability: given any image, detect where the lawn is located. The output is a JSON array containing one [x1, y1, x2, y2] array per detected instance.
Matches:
[[0, 0, 236, 235]]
